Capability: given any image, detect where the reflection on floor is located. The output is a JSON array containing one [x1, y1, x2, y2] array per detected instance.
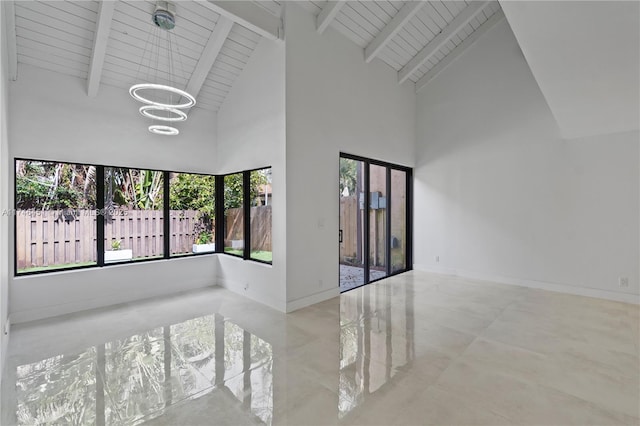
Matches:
[[13, 315, 272, 425], [2, 271, 639, 425], [339, 265, 386, 292]]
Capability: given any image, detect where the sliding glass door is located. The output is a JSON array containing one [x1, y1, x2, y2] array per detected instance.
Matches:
[[339, 154, 412, 292], [390, 169, 407, 273], [369, 164, 388, 281], [339, 157, 366, 291]]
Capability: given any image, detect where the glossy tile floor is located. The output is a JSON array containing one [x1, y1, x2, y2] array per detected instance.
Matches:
[[339, 265, 386, 292], [2, 271, 639, 425]]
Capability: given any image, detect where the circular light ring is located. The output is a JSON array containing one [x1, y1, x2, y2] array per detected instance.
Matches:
[[139, 105, 187, 122], [149, 125, 179, 136], [130, 83, 196, 109]]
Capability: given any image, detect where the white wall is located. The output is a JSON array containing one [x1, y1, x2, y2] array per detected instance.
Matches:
[[10, 64, 217, 173], [414, 19, 640, 303], [0, 0, 11, 389], [284, 4, 416, 310], [9, 64, 219, 323], [500, 1, 640, 140], [216, 37, 287, 312]]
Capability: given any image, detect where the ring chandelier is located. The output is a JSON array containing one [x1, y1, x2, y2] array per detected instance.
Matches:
[[130, 1, 195, 136]]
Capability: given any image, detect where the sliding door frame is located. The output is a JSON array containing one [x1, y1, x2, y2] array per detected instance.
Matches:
[[339, 153, 413, 290]]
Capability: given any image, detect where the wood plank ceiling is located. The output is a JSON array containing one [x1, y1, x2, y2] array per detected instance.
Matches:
[[301, 0, 504, 91], [11, 0, 274, 112], [9, 1, 503, 110]]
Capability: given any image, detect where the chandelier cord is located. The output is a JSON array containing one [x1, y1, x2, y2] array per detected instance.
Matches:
[[129, 1, 196, 135]]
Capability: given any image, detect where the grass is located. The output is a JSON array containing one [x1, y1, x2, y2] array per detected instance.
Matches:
[[19, 250, 272, 273], [18, 261, 96, 273], [224, 248, 272, 263]]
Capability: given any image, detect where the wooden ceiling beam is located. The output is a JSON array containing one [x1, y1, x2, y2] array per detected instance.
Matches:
[[186, 16, 233, 100], [415, 10, 505, 92], [202, 0, 282, 40], [399, 1, 491, 84], [317, 1, 345, 35], [87, 0, 116, 97], [3, 0, 18, 81], [365, 1, 424, 63]]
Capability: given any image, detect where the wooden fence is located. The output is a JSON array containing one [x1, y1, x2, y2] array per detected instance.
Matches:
[[16, 206, 273, 270], [339, 196, 405, 269], [340, 197, 360, 263], [16, 209, 203, 269], [225, 206, 272, 251]]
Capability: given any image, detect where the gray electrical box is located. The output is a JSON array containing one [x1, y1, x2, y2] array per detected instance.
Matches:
[[370, 192, 387, 209], [378, 196, 387, 209], [361, 192, 387, 209], [370, 191, 381, 209]]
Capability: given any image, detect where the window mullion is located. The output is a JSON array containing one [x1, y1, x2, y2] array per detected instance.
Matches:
[[215, 175, 224, 253], [97, 166, 105, 266], [163, 171, 170, 259], [243, 171, 251, 260]]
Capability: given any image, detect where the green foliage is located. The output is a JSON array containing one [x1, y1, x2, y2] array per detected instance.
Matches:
[[169, 173, 216, 243], [339, 158, 357, 196], [15, 175, 48, 210], [16, 161, 96, 210], [105, 168, 163, 210], [224, 248, 272, 262], [224, 170, 269, 210], [250, 169, 269, 206], [169, 174, 216, 216], [196, 231, 213, 245], [111, 240, 121, 250], [223, 173, 244, 209]]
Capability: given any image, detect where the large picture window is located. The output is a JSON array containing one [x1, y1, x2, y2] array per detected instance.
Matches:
[[169, 173, 216, 255], [249, 168, 272, 263], [104, 168, 164, 263], [14, 159, 272, 275], [221, 168, 273, 264], [223, 173, 244, 255], [15, 160, 97, 273]]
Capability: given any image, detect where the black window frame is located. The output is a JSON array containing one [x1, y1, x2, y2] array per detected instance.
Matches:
[[339, 153, 413, 291], [221, 166, 273, 265], [13, 157, 272, 277], [167, 171, 217, 257]]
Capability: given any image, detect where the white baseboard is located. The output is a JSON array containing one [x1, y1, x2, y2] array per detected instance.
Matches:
[[1, 316, 9, 377], [10, 279, 216, 324], [414, 264, 640, 305], [216, 276, 286, 312], [286, 287, 340, 313]]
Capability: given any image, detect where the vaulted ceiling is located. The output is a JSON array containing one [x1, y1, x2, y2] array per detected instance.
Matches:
[[300, 0, 503, 90], [501, 1, 639, 139], [5, 0, 282, 112], [5, 1, 507, 112]]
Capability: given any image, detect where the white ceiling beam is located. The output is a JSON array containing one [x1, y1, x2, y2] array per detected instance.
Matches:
[[3, 0, 17, 81], [398, 0, 491, 84], [364, 1, 424, 63], [87, 0, 115, 97], [185, 16, 233, 99], [415, 9, 505, 92], [317, 1, 345, 35], [202, 1, 282, 40]]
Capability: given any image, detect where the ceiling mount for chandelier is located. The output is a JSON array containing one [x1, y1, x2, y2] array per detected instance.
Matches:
[[130, 1, 195, 136]]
